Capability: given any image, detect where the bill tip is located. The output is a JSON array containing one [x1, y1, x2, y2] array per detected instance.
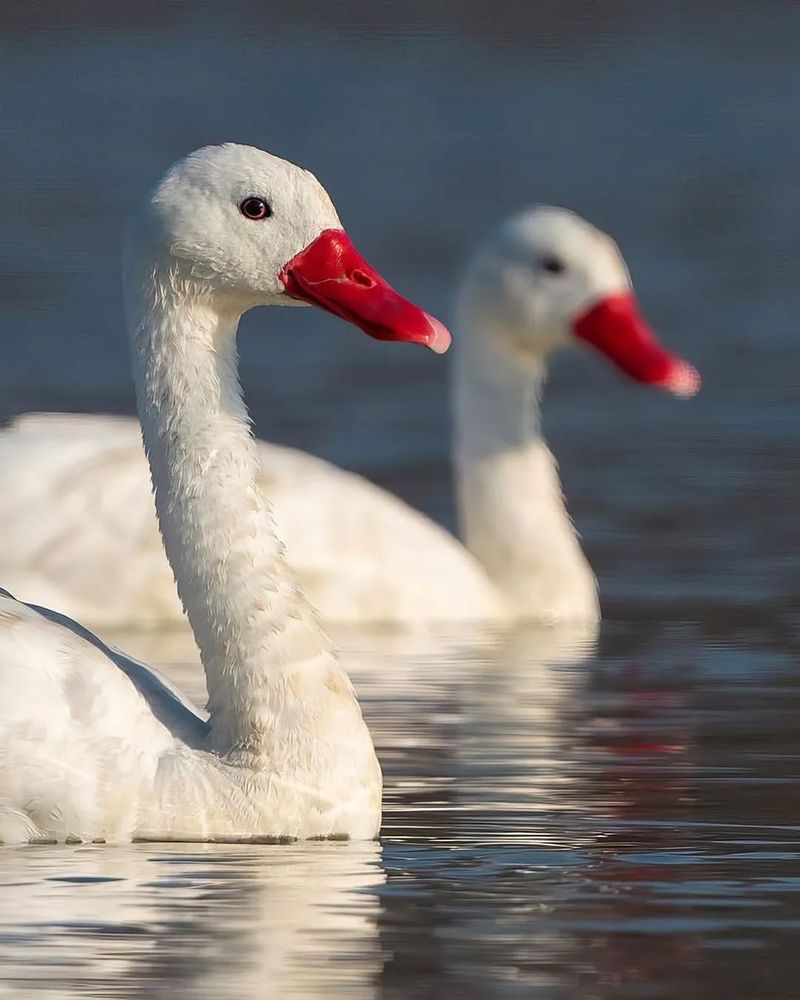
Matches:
[[426, 315, 452, 354], [663, 360, 701, 398]]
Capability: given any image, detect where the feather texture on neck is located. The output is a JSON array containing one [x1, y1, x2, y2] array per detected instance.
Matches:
[[127, 265, 336, 756]]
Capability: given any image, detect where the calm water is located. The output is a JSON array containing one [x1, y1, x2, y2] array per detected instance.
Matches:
[[1, 621, 799, 999], [1, 1, 799, 997]]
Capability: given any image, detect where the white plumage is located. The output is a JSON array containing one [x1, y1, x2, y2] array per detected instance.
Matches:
[[0, 207, 699, 628], [0, 142, 452, 843], [0, 412, 500, 626]]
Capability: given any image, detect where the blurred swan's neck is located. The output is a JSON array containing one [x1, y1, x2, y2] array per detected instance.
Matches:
[[125, 267, 335, 755], [452, 319, 599, 622]]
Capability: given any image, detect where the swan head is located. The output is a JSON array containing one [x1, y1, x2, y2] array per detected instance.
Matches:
[[457, 206, 699, 396], [127, 143, 451, 352]]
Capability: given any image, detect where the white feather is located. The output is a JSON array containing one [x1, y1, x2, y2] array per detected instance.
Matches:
[[0, 207, 648, 626], [0, 144, 385, 843]]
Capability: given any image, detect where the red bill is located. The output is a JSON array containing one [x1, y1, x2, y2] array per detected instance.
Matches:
[[574, 292, 700, 397], [280, 228, 451, 354]]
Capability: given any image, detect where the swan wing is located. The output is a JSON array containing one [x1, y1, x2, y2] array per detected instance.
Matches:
[[0, 589, 207, 843], [0, 413, 184, 625]]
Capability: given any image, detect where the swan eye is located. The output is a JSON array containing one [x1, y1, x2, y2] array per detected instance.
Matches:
[[540, 255, 565, 275], [240, 197, 271, 220]]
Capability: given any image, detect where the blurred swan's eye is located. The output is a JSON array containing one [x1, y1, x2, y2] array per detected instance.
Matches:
[[240, 197, 271, 220], [540, 255, 565, 275]]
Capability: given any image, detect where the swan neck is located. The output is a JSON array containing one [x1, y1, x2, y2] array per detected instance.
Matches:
[[125, 267, 334, 754], [451, 317, 598, 622], [453, 325, 546, 458]]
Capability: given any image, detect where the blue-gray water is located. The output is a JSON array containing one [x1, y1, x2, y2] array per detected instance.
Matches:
[[1, 2, 799, 997]]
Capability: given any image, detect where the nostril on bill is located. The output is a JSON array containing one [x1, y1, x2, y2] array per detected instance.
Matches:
[[351, 269, 374, 288]]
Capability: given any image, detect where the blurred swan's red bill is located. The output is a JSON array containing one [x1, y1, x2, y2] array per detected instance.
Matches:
[[574, 292, 700, 397], [279, 228, 451, 354]]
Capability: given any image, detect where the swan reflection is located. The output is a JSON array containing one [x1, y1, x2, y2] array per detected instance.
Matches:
[[0, 841, 384, 999]]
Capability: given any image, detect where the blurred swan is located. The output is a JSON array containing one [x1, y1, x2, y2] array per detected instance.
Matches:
[[0, 142, 453, 843], [0, 208, 699, 628]]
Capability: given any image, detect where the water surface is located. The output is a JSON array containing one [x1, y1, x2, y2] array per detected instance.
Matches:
[[2, 619, 798, 999], [1, 2, 799, 997]]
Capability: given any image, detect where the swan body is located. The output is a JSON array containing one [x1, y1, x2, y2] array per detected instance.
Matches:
[[0, 208, 698, 629], [0, 142, 451, 843], [0, 588, 377, 843], [0, 413, 503, 626]]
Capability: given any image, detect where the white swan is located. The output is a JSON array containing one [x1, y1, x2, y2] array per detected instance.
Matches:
[[0, 142, 452, 844], [0, 207, 698, 628]]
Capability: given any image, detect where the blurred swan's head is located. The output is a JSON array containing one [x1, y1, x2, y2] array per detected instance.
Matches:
[[457, 206, 699, 396]]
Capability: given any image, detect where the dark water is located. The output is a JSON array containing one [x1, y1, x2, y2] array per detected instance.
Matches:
[[1, 2, 799, 997]]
